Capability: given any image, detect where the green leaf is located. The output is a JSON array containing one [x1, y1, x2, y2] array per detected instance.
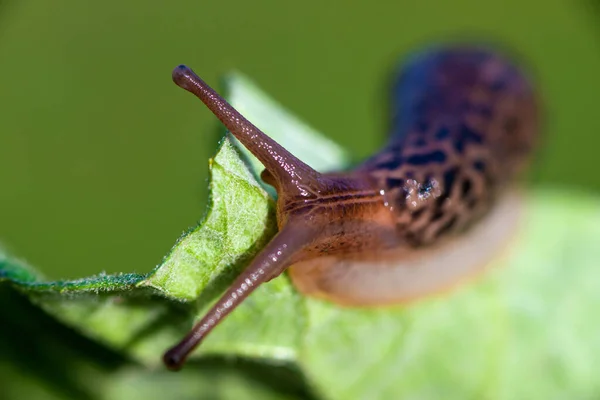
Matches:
[[0, 134, 303, 367], [101, 362, 309, 400], [3, 72, 600, 400]]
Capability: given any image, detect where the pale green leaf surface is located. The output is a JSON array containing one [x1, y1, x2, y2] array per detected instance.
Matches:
[[101, 366, 302, 400], [299, 191, 600, 400]]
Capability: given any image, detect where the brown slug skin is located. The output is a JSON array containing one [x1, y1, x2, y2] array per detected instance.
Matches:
[[163, 44, 538, 370]]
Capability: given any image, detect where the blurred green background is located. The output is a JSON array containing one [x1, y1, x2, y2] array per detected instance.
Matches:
[[0, 0, 598, 279]]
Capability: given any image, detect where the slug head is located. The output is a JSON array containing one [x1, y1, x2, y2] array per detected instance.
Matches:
[[163, 66, 386, 370]]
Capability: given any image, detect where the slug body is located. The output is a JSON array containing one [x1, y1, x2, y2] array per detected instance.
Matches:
[[164, 45, 538, 369]]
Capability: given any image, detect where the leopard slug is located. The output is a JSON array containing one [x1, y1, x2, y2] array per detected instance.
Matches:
[[163, 44, 538, 370]]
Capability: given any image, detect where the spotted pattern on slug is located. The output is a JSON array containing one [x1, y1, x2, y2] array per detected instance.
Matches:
[[359, 47, 537, 247]]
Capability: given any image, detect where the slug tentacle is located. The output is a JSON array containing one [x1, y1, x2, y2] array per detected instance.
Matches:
[[163, 219, 317, 370], [172, 65, 326, 201]]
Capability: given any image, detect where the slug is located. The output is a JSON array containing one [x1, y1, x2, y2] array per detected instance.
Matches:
[[163, 44, 538, 370]]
